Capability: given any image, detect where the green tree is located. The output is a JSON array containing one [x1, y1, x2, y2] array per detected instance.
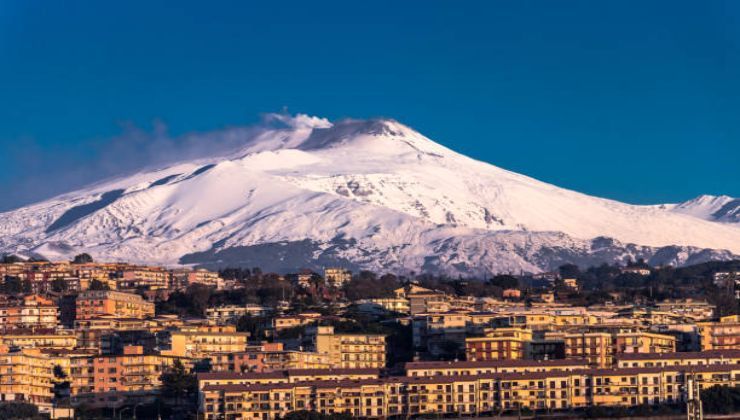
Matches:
[[236, 314, 269, 338], [1, 276, 22, 294], [701, 385, 740, 414], [53, 364, 67, 379], [88, 279, 109, 290], [437, 339, 464, 360], [51, 278, 68, 293], [72, 253, 94, 264], [21, 279, 32, 294], [160, 359, 197, 406], [343, 271, 399, 300], [0, 402, 40, 419], [559, 263, 580, 279], [280, 410, 353, 420], [490, 274, 519, 290]]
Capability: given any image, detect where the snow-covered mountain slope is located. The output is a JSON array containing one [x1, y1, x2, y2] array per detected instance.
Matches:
[[662, 195, 740, 224], [0, 115, 738, 275]]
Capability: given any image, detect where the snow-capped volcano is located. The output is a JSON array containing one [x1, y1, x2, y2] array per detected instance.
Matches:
[[664, 195, 740, 224], [1, 114, 738, 275]]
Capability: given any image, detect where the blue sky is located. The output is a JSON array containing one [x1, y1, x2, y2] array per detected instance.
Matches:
[[0, 1, 738, 211]]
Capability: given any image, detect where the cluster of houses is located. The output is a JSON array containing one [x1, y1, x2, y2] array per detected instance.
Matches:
[[1, 260, 740, 418]]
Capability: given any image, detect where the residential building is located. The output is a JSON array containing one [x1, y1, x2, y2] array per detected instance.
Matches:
[[561, 332, 614, 368], [307, 326, 386, 369], [164, 325, 249, 358], [615, 349, 740, 368], [69, 345, 186, 407], [117, 267, 170, 291], [465, 328, 533, 361], [355, 298, 410, 315], [324, 267, 352, 287], [0, 294, 58, 330], [0, 328, 77, 350], [0, 345, 54, 413], [621, 267, 651, 276], [197, 368, 380, 389], [563, 278, 579, 291], [210, 343, 332, 373], [502, 289, 521, 299], [413, 312, 468, 356], [403, 286, 449, 315], [698, 315, 740, 350], [206, 304, 271, 323], [273, 313, 321, 332], [75, 290, 155, 320], [405, 359, 589, 377], [200, 362, 740, 419], [162, 268, 224, 290], [652, 299, 715, 321], [614, 331, 676, 354]]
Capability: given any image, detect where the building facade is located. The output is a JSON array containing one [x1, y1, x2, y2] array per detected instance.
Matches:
[[308, 326, 386, 369], [75, 290, 155, 320]]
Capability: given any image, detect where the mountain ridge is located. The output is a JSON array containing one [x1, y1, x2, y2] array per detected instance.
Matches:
[[1, 114, 737, 275]]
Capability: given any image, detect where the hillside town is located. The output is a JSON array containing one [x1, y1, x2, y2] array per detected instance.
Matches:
[[0, 255, 740, 419]]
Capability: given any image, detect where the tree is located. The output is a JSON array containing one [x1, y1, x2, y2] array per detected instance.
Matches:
[[559, 264, 580, 279], [490, 275, 519, 290], [193, 358, 212, 373], [53, 364, 67, 379], [160, 359, 197, 407], [437, 340, 464, 360], [1, 276, 22, 294], [51, 278, 68, 293], [236, 314, 266, 337], [88, 279, 109, 291], [0, 402, 40, 419], [72, 253, 93, 264], [343, 271, 399, 300], [280, 410, 353, 420], [701, 385, 740, 414]]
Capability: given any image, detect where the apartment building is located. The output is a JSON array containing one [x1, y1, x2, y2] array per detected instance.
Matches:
[[652, 299, 715, 321], [211, 343, 331, 373], [74, 317, 162, 351], [206, 304, 271, 323], [308, 326, 386, 369], [0, 345, 55, 413], [405, 359, 590, 377], [75, 290, 155, 320], [198, 368, 381, 390], [560, 332, 614, 368], [492, 313, 556, 330], [563, 278, 579, 291], [413, 312, 468, 356], [69, 345, 186, 407], [614, 331, 676, 354], [698, 315, 740, 350], [616, 349, 740, 368], [117, 267, 170, 291], [324, 267, 352, 287], [200, 363, 740, 419], [400, 285, 449, 315], [0, 294, 59, 330], [171, 268, 224, 290], [273, 313, 321, 332], [355, 298, 410, 315], [165, 325, 249, 358], [0, 328, 77, 350], [465, 328, 533, 361]]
